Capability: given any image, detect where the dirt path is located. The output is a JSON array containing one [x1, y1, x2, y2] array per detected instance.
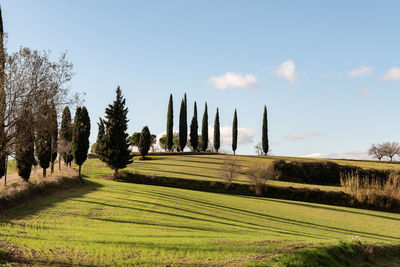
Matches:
[[1, 163, 67, 186]]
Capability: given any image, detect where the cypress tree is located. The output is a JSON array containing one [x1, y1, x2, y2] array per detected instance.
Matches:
[[59, 106, 73, 167], [95, 118, 105, 159], [189, 101, 199, 152], [0, 6, 6, 181], [262, 105, 269, 155], [72, 106, 90, 181], [232, 109, 238, 155], [201, 102, 208, 152], [35, 103, 52, 177], [101, 87, 133, 175], [214, 108, 220, 153], [49, 102, 58, 174], [179, 98, 186, 152], [183, 93, 187, 150], [15, 108, 35, 181], [166, 94, 173, 151], [139, 126, 151, 158]]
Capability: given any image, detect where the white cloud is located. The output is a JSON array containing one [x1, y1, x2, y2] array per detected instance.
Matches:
[[276, 60, 297, 83], [285, 131, 323, 141], [348, 65, 372, 77], [212, 126, 255, 145], [209, 72, 257, 90], [383, 67, 400, 81], [304, 150, 371, 160]]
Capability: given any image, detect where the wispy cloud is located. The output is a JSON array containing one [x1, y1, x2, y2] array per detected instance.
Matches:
[[209, 126, 255, 145], [383, 67, 400, 81], [348, 65, 372, 77], [285, 131, 323, 141], [209, 72, 257, 90], [304, 150, 371, 160], [276, 60, 297, 83]]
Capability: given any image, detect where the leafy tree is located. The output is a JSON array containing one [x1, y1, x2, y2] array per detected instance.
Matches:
[[139, 126, 151, 158], [166, 94, 174, 151], [128, 132, 141, 148], [262, 105, 269, 155], [189, 101, 199, 152], [59, 106, 73, 167], [100, 87, 133, 175], [49, 102, 58, 174], [159, 135, 167, 151], [179, 98, 187, 151], [232, 109, 238, 155], [35, 103, 52, 177], [90, 143, 97, 154], [0, 7, 6, 181], [15, 108, 35, 181], [95, 118, 105, 160], [72, 106, 90, 181], [201, 103, 208, 152], [214, 108, 220, 153]]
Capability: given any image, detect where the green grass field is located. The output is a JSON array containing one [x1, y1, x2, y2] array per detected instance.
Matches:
[[1, 155, 400, 265]]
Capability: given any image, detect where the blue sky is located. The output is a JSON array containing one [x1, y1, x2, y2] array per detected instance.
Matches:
[[3, 1, 400, 157]]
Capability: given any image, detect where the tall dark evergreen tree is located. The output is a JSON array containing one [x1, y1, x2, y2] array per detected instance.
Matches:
[[139, 126, 151, 158], [95, 118, 105, 160], [179, 98, 187, 152], [101, 87, 133, 175], [190, 101, 199, 152], [214, 108, 220, 153], [166, 94, 174, 151], [232, 109, 238, 155], [15, 108, 35, 181], [59, 106, 73, 167], [262, 105, 269, 155], [201, 103, 208, 152], [35, 103, 52, 177], [183, 93, 187, 149], [49, 102, 58, 174], [72, 106, 90, 181], [0, 6, 6, 181]]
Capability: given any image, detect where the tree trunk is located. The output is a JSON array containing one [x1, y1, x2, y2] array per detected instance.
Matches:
[[78, 165, 84, 183], [43, 168, 46, 178], [4, 156, 7, 186], [59, 155, 61, 171]]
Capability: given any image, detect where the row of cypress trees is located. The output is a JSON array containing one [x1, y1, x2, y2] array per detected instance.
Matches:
[[166, 94, 246, 154], [166, 94, 269, 155]]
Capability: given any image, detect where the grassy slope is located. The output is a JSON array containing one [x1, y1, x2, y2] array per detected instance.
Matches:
[[1, 170, 400, 265], [83, 155, 400, 192]]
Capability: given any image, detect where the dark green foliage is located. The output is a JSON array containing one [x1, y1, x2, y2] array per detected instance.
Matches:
[[35, 103, 52, 177], [179, 98, 187, 151], [49, 102, 58, 172], [59, 106, 73, 165], [232, 109, 238, 154], [128, 132, 141, 148], [166, 94, 174, 151], [189, 102, 199, 152], [139, 126, 151, 158], [15, 109, 35, 181], [214, 108, 220, 153], [262, 105, 269, 155], [95, 118, 105, 160], [272, 159, 390, 185], [72, 106, 90, 179], [100, 87, 133, 174], [201, 103, 208, 152]]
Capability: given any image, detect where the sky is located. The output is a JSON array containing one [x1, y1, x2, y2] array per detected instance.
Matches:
[[2, 0, 400, 158]]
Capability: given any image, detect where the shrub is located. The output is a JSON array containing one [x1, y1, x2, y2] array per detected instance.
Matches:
[[247, 162, 276, 196], [219, 155, 241, 188]]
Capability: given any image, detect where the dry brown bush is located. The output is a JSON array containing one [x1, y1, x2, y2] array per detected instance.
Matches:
[[219, 155, 241, 188], [247, 162, 276, 196]]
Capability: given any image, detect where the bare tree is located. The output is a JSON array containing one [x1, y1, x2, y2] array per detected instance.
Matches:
[[255, 142, 263, 156], [381, 142, 400, 162], [247, 163, 276, 196], [219, 155, 241, 188], [368, 144, 385, 161]]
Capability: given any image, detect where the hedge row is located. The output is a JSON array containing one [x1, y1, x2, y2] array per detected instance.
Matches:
[[272, 159, 391, 185]]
